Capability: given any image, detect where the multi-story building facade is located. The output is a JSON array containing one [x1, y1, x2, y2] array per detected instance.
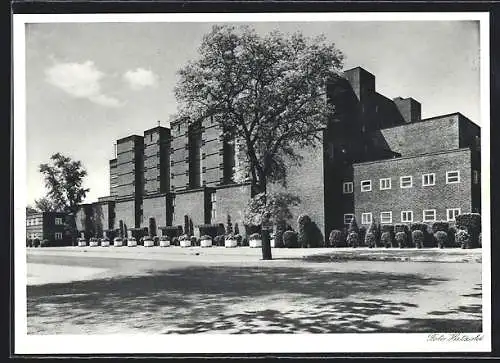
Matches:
[[26, 212, 68, 245], [74, 66, 481, 241]]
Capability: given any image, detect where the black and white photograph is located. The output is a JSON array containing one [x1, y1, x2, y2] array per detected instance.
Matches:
[[13, 12, 491, 354]]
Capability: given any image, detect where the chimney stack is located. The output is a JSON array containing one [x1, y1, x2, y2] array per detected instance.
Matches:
[[393, 97, 422, 123]]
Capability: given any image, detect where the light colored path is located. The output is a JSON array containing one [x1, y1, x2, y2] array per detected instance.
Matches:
[[26, 248, 483, 335], [27, 263, 109, 285]]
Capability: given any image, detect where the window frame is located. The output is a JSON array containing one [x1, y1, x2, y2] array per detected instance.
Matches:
[[473, 170, 479, 185], [401, 210, 414, 223], [55, 217, 63, 225], [400, 175, 413, 189], [379, 178, 392, 190], [446, 170, 460, 184], [361, 212, 372, 225], [55, 232, 63, 240], [422, 209, 437, 222], [380, 211, 393, 224], [343, 213, 355, 225], [422, 173, 436, 187], [446, 208, 461, 221], [342, 181, 354, 194], [360, 180, 372, 192]]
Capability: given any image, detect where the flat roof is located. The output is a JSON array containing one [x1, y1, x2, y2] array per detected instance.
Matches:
[[353, 147, 471, 167]]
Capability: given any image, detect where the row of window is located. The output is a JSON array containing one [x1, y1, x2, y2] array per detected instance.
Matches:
[[26, 217, 64, 226], [344, 208, 461, 225], [341, 170, 477, 194], [27, 232, 63, 240]]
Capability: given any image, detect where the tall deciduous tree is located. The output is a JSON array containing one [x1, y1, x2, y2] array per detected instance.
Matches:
[[174, 25, 344, 196], [38, 153, 90, 243], [33, 197, 57, 212]]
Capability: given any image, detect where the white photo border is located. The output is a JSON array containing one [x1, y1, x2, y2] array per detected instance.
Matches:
[[13, 11, 491, 354]]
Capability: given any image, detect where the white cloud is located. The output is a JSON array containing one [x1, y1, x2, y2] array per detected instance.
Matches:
[[45, 61, 122, 107], [123, 68, 158, 90]]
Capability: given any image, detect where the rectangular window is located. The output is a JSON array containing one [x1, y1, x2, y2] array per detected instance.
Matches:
[[55, 232, 63, 240], [473, 170, 479, 185], [360, 180, 372, 192], [422, 173, 435, 186], [188, 122, 202, 188], [446, 171, 460, 184], [401, 210, 413, 223], [343, 213, 354, 225], [447, 208, 461, 221], [423, 209, 437, 222], [342, 182, 353, 194], [380, 211, 392, 224], [361, 213, 372, 225], [400, 176, 413, 188], [379, 178, 391, 190], [55, 217, 63, 225]]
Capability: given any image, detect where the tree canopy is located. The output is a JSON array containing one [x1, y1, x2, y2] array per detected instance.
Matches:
[[174, 25, 344, 195], [38, 153, 89, 214], [243, 192, 301, 227], [33, 197, 57, 212]]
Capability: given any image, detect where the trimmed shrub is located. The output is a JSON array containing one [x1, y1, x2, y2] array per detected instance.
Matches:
[[380, 232, 392, 248], [448, 226, 458, 247], [161, 226, 183, 239], [197, 224, 223, 239], [241, 237, 249, 247], [250, 233, 261, 240], [41, 239, 49, 247], [190, 236, 198, 246], [380, 225, 395, 247], [245, 224, 261, 236], [283, 230, 298, 248], [431, 221, 449, 234], [160, 235, 171, 242], [172, 236, 180, 246], [328, 230, 344, 247], [479, 232, 482, 248], [434, 231, 448, 248], [347, 231, 359, 248], [365, 232, 377, 248], [234, 234, 243, 245], [395, 232, 408, 248], [412, 230, 424, 248], [348, 216, 360, 234], [274, 221, 286, 248], [201, 235, 212, 241], [214, 235, 225, 246], [456, 229, 471, 249], [153, 236, 160, 246], [410, 222, 433, 247], [455, 213, 481, 247], [297, 214, 311, 248], [33, 238, 40, 247], [26, 239, 32, 248], [358, 226, 367, 247], [234, 223, 240, 235], [394, 224, 410, 235], [226, 215, 233, 235]]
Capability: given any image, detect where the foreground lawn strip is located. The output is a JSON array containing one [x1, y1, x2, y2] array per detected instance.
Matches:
[[27, 263, 482, 334]]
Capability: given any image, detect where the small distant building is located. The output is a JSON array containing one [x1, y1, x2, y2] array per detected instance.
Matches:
[[26, 212, 69, 246]]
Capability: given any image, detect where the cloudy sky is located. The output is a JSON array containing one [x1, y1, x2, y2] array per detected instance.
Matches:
[[25, 20, 480, 205]]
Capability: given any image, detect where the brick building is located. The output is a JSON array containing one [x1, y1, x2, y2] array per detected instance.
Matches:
[[75, 66, 480, 240], [26, 212, 69, 245]]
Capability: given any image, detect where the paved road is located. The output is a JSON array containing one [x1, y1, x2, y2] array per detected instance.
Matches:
[[26, 247, 483, 334]]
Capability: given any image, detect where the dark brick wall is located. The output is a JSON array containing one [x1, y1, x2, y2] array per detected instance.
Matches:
[[269, 132, 326, 237], [353, 148, 472, 226], [115, 199, 137, 233], [212, 183, 252, 237], [377, 115, 460, 157], [143, 126, 171, 195], [141, 194, 170, 235], [27, 212, 66, 242], [172, 189, 207, 231]]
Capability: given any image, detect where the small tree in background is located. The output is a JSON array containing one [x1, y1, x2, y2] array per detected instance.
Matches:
[[38, 153, 90, 245], [347, 216, 360, 248], [119, 220, 124, 238]]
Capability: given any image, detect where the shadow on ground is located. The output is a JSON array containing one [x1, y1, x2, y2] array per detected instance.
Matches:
[[27, 266, 481, 334]]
